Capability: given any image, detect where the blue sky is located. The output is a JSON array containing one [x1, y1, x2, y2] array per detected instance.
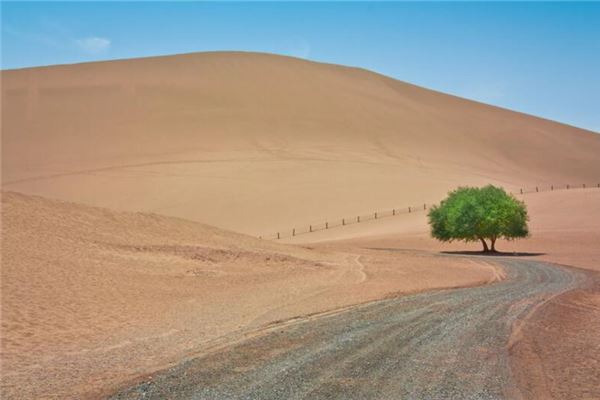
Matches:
[[2, 2, 600, 132]]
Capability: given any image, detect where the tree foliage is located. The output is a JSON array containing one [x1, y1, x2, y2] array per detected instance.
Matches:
[[428, 185, 529, 252]]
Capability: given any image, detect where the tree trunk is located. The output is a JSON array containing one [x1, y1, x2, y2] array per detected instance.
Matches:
[[479, 237, 489, 252], [490, 237, 497, 253]]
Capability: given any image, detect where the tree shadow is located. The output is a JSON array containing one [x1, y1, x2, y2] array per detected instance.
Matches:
[[366, 248, 546, 257], [440, 251, 546, 257]]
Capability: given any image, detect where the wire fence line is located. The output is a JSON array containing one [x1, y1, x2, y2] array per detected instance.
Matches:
[[259, 182, 600, 241]]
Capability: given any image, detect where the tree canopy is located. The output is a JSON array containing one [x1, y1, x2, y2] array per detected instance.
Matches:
[[428, 185, 529, 252]]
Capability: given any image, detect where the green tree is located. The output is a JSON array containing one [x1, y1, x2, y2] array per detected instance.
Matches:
[[428, 185, 529, 252]]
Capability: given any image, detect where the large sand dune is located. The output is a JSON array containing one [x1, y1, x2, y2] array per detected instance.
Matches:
[[3, 52, 600, 235]]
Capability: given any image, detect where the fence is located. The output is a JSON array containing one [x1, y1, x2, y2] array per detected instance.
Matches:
[[260, 182, 599, 241]]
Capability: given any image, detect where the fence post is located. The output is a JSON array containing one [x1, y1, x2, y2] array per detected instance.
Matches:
[[536, 186, 538, 192], [342, 218, 345, 226], [357, 216, 360, 223], [567, 184, 570, 189], [520, 188, 523, 194], [374, 212, 378, 219], [551, 185, 553, 191], [409, 206, 411, 213], [393, 209, 395, 216], [326, 222, 329, 229], [292, 228, 295, 237], [424, 203, 426, 210], [277, 232, 280, 240], [310, 225, 312, 232], [583, 183, 586, 188]]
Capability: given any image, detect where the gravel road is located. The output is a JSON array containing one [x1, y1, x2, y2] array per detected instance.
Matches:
[[110, 258, 586, 400]]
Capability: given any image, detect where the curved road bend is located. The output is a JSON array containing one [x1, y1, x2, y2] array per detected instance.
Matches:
[[111, 259, 586, 400]]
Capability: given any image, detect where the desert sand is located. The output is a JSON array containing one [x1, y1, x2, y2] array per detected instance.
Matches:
[[0, 192, 496, 399], [2, 52, 599, 399], [2, 52, 600, 236], [294, 188, 600, 272], [509, 271, 600, 400]]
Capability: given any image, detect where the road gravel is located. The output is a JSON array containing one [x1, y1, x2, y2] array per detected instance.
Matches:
[[110, 258, 586, 400]]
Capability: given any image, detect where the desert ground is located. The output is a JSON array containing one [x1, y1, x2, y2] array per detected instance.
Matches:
[[2, 52, 600, 399]]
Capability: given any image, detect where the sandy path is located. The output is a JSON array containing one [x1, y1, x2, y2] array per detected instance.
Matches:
[[109, 258, 586, 400]]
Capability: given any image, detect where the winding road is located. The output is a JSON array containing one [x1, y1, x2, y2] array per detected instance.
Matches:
[[111, 258, 586, 400]]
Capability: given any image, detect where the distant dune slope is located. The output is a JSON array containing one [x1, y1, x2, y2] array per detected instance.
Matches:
[[303, 188, 600, 272], [2, 52, 600, 234]]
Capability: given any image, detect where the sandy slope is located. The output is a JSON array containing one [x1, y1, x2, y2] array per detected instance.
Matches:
[[0, 192, 495, 399], [289, 188, 600, 272], [3, 52, 600, 235]]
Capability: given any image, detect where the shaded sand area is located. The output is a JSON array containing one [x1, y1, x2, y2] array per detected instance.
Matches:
[[0, 192, 496, 399], [3, 52, 600, 236]]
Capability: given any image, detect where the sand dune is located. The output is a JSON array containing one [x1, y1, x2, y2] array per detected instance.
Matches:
[[0, 192, 496, 399], [2, 52, 600, 235]]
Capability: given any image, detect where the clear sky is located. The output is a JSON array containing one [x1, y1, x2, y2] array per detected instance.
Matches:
[[2, 2, 599, 132]]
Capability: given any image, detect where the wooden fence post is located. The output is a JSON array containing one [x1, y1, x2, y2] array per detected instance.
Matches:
[[551, 185, 553, 191], [393, 209, 395, 216], [277, 232, 280, 239], [292, 228, 295, 237], [357, 216, 360, 223], [536, 186, 538, 192], [583, 183, 586, 188], [409, 206, 411, 213], [424, 203, 426, 210], [520, 188, 523, 194], [342, 218, 345, 226], [326, 222, 329, 229], [374, 212, 378, 219], [567, 184, 570, 189], [310, 225, 312, 232]]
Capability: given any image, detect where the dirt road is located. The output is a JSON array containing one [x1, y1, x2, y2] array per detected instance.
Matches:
[[110, 258, 587, 400]]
